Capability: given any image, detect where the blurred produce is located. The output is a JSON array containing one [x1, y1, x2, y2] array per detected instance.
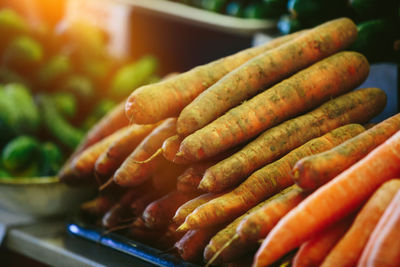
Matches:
[[278, 0, 400, 63], [0, 7, 159, 179]]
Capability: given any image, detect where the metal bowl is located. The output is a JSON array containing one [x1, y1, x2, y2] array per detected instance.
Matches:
[[0, 176, 96, 218]]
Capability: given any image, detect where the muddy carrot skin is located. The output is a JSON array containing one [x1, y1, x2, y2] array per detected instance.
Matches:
[[175, 227, 222, 262], [237, 185, 308, 243], [293, 113, 400, 191], [178, 51, 368, 161], [253, 130, 400, 267], [125, 31, 304, 125], [293, 217, 352, 267], [179, 124, 364, 231], [113, 118, 177, 187], [358, 189, 400, 267], [94, 123, 159, 179], [176, 161, 216, 193], [200, 87, 386, 193], [142, 190, 199, 230], [161, 135, 192, 164], [321, 179, 400, 267], [173, 192, 225, 225], [177, 18, 358, 136]]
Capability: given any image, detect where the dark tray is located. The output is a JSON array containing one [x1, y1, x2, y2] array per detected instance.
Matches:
[[67, 220, 201, 267]]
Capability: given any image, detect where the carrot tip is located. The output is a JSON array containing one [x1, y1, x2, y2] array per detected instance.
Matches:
[[176, 222, 189, 232]]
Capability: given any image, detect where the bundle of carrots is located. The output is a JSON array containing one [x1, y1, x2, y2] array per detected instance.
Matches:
[[59, 17, 400, 266]]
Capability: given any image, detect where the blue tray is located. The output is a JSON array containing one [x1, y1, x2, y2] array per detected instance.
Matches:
[[67, 221, 201, 267]]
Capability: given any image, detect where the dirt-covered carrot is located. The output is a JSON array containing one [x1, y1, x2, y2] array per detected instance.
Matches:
[[293, 113, 400, 191], [161, 135, 189, 164], [151, 160, 188, 194], [113, 118, 177, 187], [321, 179, 400, 267], [175, 227, 222, 262], [253, 130, 400, 267], [71, 125, 131, 178], [142, 190, 199, 230], [174, 192, 225, 225], [177, 18, 358, 136], [179, 51, 368, 161], [200, 87, 386, 193], [293, 217, 352, 267], [125, 31, 305, 125], [358, 189, 400, 267], [176, 161, 216, 193], [179, 124, 365, 231], [80, 195, 116, 217], [94, 123, 159, 179], [237, 185, 308, 243]]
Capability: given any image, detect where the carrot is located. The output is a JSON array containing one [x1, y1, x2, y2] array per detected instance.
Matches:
[[174, 192, 225, 225], [293, 217, 352, 267], [253, 130, 400, 267], [203, 199, 269, 264], [125, 31, 305, 125], [321, 179, 400, 267], [156, 223, 186, 250], [80, 195, 116, 217], [237, 185, 308, 243], [71, 125, 131, 179], [159, 135, 189, 164], [94, 123, 159, 179], [199, 87, 386, 193], [176, 161, 216, 193], [178, 50, 368, 161], [127, 217, 165, 246], [113, 118, 177, 187], [358, 189, 400, 267], [130, 191, 159, 217], [142, 190, 199, 230], [151, 160, 188, 194], [177, 18, 358, 136], [175, 227, 222, 262], [179, 124, 365, 231], [293, 113, 400, 191]]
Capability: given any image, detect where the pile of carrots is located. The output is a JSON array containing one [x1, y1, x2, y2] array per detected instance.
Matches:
[[60, 17, 400, 266]]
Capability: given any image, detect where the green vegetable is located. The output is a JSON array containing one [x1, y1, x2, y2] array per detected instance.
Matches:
[[277, 14, 304, 35], [5, 83, 40, 134], [0, 9, 28, 38], [243, 1, 286, 19], [37, 54, 72, 89], [109, 55, 158, 99], [81, 99, 116, 131], [13, 161, 41, 178], [350, 0, 398, 21], [225, 1, 246, 17], [38, 95, 84, 150], [3, 35, 43, 68], [2, 135, 40, 172], [39, 142, 64, 176], [201, 0, 229, 13], [0, 85, 18, 143], [287, 0, 348, 21], [51, 92, 77, 118], [0, 67, 29, 85], [0, 168, 11, 178], [350, 19, 399, 63], [60, 75, 94, 103]]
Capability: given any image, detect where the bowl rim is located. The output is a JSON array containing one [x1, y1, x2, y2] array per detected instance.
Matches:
[[0, 176, 60, 185]]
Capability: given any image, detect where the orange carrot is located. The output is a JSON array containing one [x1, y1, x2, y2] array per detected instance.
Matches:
[[129, 192, 159, 217], [321, 179, 400, 267], [293, 113, 400, 191], [175, 227, 222, 262], [80, 195, 116, 217], [178, 51, 368, 161], [127, 217, 165, 246], [113, 118, 177, 187], [151, 160, 188, 194], [125, 31, 305, 125], [293, 217, 352, 267], [177, 18, 358, 136], [253, 130, 400, 267], [358, 189, 400, 267], [142, 190, 199, 230], [176, 161, 216, 193], [199, 87, 386, 193], [94, 123, 159, 179], [71, 125, 131, 179], [178, 124, 365, 231], [237, 185, 308, 243], [174, 192, 225, 225]]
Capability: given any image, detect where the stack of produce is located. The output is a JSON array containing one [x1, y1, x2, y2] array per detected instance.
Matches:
[[62, 18, 400, 266], [278, 0, 400, 63], [0, 8, 159, 179]]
